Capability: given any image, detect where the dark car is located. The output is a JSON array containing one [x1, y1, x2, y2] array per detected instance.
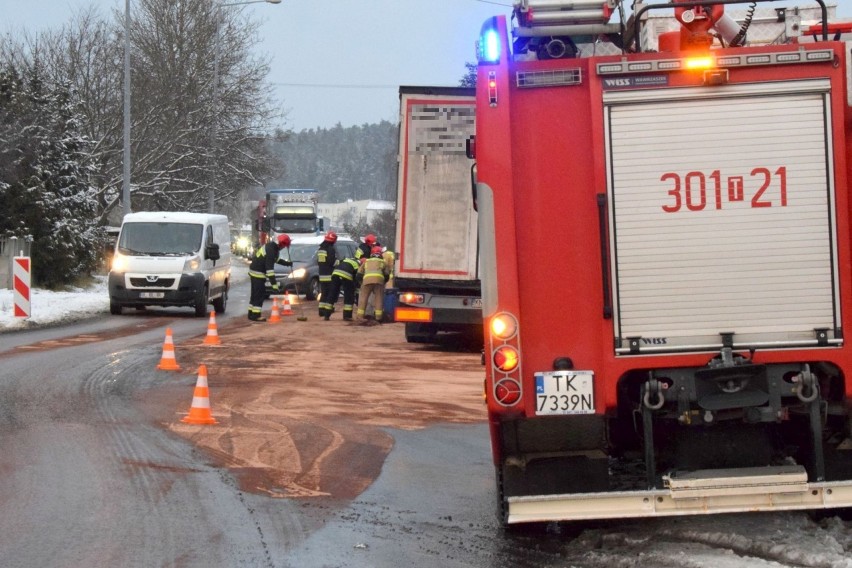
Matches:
[[265, 235, 357, 300]]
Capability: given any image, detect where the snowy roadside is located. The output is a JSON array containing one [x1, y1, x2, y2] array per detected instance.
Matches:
[[0, 274, 109, 333]]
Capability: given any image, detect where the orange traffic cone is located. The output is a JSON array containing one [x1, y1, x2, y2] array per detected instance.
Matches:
[[203, 312, 221, 345], [268, 297, 282, 324], [156, 327, 181, 371], [182, 365, 217, 425], [281, 292, 294, 316]]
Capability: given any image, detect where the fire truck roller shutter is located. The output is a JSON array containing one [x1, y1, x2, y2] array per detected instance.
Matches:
[[603, 79, 839, 354]]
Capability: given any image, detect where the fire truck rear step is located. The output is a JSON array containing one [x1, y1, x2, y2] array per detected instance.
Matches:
[[663, 465, 807, 498], [507, 468, 852, 523]]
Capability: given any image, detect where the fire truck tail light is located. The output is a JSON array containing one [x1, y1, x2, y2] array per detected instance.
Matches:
[[490, 313, 518, 340], [487, 71, 498, 107], [494, 378, 521, 406], [493, 346, 520, 372]]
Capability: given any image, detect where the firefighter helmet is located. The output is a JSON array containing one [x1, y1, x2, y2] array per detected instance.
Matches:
[[371, 245, 383, 257], [277, 234, 291, 248], [324, 231, 338, 243], [364, 234, 377, 246]]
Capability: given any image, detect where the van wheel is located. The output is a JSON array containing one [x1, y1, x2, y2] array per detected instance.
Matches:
[[194, 285, 209, 317], [110, 301, 123, 315], [306, 277, 320, 301], [213, 288, 228, 314]]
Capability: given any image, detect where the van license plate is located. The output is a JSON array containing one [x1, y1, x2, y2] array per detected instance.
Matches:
[[140, 292, 164, 299], [534, 371, 595, 415]]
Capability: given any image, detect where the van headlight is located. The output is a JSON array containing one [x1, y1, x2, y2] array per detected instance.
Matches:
[[183, 255, 201, 273], [111, 252, 127, 272], [289, 268, 307, 280]]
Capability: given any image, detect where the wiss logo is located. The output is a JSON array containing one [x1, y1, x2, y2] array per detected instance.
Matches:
[[641, 337, 668, 345], [603, 78, 631, 88]]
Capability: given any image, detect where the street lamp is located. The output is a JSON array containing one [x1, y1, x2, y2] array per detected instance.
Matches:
[[122, 0, 131, 215], [209, 0, 282, 213]]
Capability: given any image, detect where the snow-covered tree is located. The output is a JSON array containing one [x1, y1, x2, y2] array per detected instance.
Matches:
[[0, 63, 103, 288], [1, 0, 281, 222]]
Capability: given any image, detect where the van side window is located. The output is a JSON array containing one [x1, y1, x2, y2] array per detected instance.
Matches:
[[213, 221, 230, 248], [206, 226, 214, 247]]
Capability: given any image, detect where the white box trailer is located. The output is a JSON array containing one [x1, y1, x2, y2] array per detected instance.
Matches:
[[393, 86, 481, 343]]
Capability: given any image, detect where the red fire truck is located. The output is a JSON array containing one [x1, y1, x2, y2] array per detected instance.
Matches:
[[474, 0, 852, 524]]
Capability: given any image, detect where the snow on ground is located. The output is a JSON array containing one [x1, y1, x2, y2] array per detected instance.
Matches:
[[0, 275, 108, 332]]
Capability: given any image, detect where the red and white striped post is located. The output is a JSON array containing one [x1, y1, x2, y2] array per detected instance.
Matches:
[[13, 256, 31, 318]]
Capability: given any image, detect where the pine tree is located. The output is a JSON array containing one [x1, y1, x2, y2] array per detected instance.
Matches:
[[0, 63, 103, 288]]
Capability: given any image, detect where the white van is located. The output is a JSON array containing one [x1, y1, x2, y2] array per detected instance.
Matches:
[[108, 212, 232, 316]]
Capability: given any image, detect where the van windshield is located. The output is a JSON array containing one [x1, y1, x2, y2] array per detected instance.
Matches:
[[118, 222, 203, 255]]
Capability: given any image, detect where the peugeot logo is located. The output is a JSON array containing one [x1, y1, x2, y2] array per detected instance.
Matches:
[[146, 275, 159, 283]]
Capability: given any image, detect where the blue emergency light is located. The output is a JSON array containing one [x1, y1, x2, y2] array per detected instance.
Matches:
[[478, 20, 501, 64]]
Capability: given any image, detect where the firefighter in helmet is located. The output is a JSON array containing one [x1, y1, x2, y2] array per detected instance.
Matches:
[[327, 254, 360, 321], [355, 233, 380, 262], [247, 233, 291, 322], [381, 247, 395, 289], [316, 231, 338, 318], [356, 245, 390, 325]]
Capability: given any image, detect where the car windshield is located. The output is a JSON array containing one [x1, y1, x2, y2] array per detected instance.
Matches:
[[117, 222, 202, 255], [281, 243, 317, 263]]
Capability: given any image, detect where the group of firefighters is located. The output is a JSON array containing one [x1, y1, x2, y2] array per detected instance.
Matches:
[[247, 230, 393, 324]]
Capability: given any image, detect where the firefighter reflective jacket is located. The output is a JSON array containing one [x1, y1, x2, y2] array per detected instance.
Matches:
[[249, 241, 281, 285], [355, 240, 381, 261], [332, 257, 360, 281], [358, 255, 389, 286], [317, 241, 336, 282], [382, 250, 395, 285]]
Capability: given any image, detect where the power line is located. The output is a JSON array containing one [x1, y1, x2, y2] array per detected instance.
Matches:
[[272, 82, 400, 90]]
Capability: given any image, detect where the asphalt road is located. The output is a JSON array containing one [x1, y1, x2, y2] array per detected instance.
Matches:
[[2, 266, 851, 568]]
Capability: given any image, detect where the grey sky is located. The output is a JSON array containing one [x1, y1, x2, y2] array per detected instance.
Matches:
[[0, 0, 511, 131], [0, 0, 849, 131]]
